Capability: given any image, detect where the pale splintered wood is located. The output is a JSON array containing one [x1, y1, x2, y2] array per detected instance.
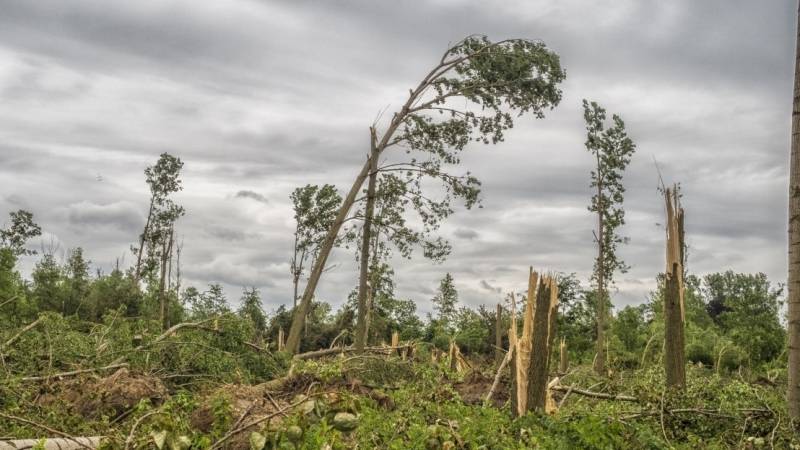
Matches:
[[664, 186, 686, 389], [277, 327, 285, 352], [510, 270, 560, 416]]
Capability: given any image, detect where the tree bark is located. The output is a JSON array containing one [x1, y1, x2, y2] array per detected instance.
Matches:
[[788, 0, 800, 419], [593, 153, 607, 375], [495, 303, 503, 363], [158, 229, 173, 331], [134, 197, 155, 281], [559, 338, 568, 374], [526, 276, 558, 412], [664, 187, 686, 389], [355, 129, 379, 352]]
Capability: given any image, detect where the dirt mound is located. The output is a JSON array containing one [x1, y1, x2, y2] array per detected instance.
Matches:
[[454, 371, 508, 408], [80, 367, 168, 416], [37, 367, 168, 417]]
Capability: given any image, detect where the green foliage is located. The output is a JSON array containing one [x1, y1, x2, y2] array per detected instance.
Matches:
[[702, 271, 785, 365], [431, 273, 458, 327], [290, 184, 344, 303], [0, 209, 42, 256], [583, 99, 636, 288], [84, 267, 141, 320], [185, 283, 230, 319], [239, 287, 267, 341], [134, 152, 185, 280]]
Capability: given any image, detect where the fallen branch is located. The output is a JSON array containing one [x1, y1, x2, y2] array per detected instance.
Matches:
[[619, 407, 771, 421], [0, 294, 18, 310], [1, 316, 44, 352], [550, 385, 637, 402], [210, 392, 330, 449], [0, 437, 103, 450], [0, 412, 95, 449], [124, 410, 167, 450], [484, 346, 512, 406], [244, 341, 270, 353], [110, 320, 213, 365], [293, 345, 412, 361], [21, 363, 129, 382]]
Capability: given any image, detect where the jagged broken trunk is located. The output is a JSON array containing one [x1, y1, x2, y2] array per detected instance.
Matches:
[[663, 186, 686, 389], [510, 269, 559, 416]]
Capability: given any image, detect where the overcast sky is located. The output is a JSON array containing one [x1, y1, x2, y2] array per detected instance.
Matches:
[[0, 0, 794, 315]]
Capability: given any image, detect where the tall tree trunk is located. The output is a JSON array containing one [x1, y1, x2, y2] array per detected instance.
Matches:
[[167, 227, 174, 291], [134, 197, 155, 281], [593, 155, 606, 375], [292, 271, 300, 309], [284, 154, 373, 354], [559, 338, 568, 374], [355, 128, 379, 352], [495, 303, 503, 364], [158, 234, 171, 331], [175, 238, 182, 295], [664, 187, 686, 389], [788, 0, 800, 420]]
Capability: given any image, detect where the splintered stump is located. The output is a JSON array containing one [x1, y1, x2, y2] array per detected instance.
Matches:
[[664, 186, 686, 389], [510, 269, 559, 416]]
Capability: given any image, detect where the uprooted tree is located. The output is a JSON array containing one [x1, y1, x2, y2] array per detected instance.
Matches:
[[582, 100, 636, 375], [285, 35, 566, 354]]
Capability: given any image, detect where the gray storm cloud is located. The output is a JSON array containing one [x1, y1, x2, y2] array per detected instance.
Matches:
[[0, 0, 792, 314]]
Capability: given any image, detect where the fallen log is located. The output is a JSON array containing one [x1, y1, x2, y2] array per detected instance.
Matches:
[[0, 413, 96, 449], [292, 345, 413, 361], [550, 385, 637, 402], [21, 363, 129, 382]]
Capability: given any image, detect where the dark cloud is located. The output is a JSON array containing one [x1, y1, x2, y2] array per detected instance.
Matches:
[[234, 190, 268, 204], [0, 0, 792, 311], [479, 280, 503, 294], [66, 201, 142, 233]]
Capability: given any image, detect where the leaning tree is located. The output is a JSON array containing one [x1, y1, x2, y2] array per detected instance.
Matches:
[[285, 35, 566, 354]]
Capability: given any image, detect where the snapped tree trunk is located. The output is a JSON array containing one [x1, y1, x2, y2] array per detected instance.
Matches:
[[509, 270, 559, 416], [663, 186, 686, 389], [355, 128, 379, 352], [495, 303, 503, 364], [789, 0, 800, 420], [526, 274, 558, 412]]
